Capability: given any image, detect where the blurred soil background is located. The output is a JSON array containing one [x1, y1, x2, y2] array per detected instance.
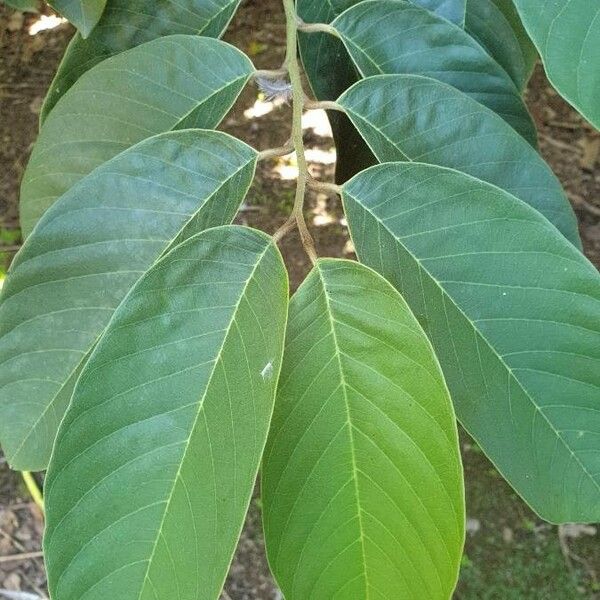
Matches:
[[0, 1, 599, 598]]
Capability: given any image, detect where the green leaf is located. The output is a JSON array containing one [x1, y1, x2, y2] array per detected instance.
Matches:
[[332, 0, 538, 146], [41, 0, 243, 121], [413, 0, 466, 25], [342, 162, 600, 523], [337, 74, 580, 248], [262, 258, 464, 599], [48, 0, 107, 38], [0, 130, 257, 471], [20, 34, 254, 237], [465, 0, 537, 91], [296, 0, 465, 184], [511, 0, 600, 128], [44, 225, 288, 600]]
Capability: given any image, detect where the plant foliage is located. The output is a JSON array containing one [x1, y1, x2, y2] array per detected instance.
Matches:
[[0, 0, 599, 598]]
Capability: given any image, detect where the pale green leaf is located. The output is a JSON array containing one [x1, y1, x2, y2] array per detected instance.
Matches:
[[332, 0, 537, 146], [511, 0, 600, 128], [343, 162, 600, 523], [337, 74, 580, 248], [48, 0, 107, 37], [44, 225, 288, 600], [465, 0, 537, 91], [262, 259, 464, 600], [20, 34, 254, 237], [0, 130, 257, 471], [41, 0, 243, 120]]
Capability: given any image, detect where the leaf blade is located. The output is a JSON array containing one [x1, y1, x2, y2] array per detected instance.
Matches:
[[342, 162, 600, 523], [20, 34, 254, 236], [41, 0, 244, 120], [44, 225, 289, 600], [511, 0, 600, 128], [332, 0, 537, 146], [47, 0, 107, 37], [337, 74, 580, 247], [465, 0, 537, 91], [262, 258, 464, 599], [0, 130, 257, 470]]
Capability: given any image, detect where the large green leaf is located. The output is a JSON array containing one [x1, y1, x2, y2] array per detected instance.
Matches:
[[465, 0, 537, 91], [331, 0, 537, 146], [337, 74, 580, 248], [0, 130, 257, 471], [511, 0, 600, 128], [20, 34, 254, 237], [48, 0, 107, 37], [41, 0, 243, 121], [44, 225, 288, 600], [342, 162, 600, 523], [262, 258, 464, 599], [296, 0, 465, 183]]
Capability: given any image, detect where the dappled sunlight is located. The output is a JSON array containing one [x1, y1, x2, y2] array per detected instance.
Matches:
[[244, 95, 287, 119], [28, 14, 67, 36], [302, 109, 333, 138]]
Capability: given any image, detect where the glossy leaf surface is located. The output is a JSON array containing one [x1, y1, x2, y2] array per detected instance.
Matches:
[[0, 130, 257, 470], [338, 74, 580, 247], [263, 258, 464, 599], [20, 34, 253, 236], [41, 0, 243, 120], [511, 0, 600, 128], [465, 0, 537, 91], [48, 0, 106, 37], [332, 0, 537, 146], [343, 162, 600, 523], [44, 225, 288, 600]]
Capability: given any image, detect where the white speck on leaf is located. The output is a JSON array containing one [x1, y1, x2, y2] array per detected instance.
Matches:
[[261, 361, 274, 381]]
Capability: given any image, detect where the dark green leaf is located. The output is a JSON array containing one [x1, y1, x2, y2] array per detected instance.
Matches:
[[0, 130, 257, 470], [343, 162, 600, 523], [47, 0, 106, 37], [337, 74, 580, 247], [511, 0, 600, 128], [41, 0, 243, 120], [44, 225, 288, 600], [263, 258, 464, 599], [465, 0, 537, 91], [332, 0, 537, 146], [20, 34, 254, 237], [297, 0, 468, 183]]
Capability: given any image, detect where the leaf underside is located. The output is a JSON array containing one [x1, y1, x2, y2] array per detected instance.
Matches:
[[332, 0, 537, 147], [511, 0, 600, 128], [0, 130, 257, 470], [338, 74, 580, 248], [41, 0, 244, 120], [465, 0, 537, 91], [263, 258, 464, 599], [48, 0, 107, 37], [20, 34, 254, 237], [343, 162, 600, 523], [44, 225, 288, 600]]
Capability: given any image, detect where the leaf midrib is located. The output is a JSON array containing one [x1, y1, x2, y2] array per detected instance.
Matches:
[[135, 241, 272, 600], [315, 264, 370, 600]]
